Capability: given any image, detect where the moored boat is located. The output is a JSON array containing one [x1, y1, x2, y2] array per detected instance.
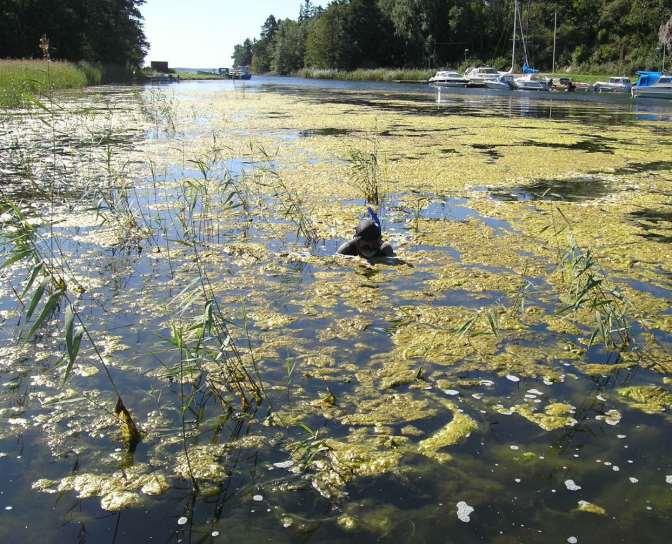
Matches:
[[485, 73, 515, 90], [464, 66, 502, 87], [231, 66, 252, 80], [428, 70, 468, 87], [513, 73, 550, 91], [631, 71, 672, 99], [592, 77, 632, 93]]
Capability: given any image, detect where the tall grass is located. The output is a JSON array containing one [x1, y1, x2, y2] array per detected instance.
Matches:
[[297, 67, 433, 82], [0, 59, 100, 108]]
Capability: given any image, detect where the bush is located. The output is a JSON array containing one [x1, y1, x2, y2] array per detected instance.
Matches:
[[77, 61, 103, 85]]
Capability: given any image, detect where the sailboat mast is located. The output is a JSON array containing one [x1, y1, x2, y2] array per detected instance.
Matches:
[[552, 10, 557, 74], [511, 0, 517, 72]]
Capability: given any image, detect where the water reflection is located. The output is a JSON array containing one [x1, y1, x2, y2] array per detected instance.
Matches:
[[153, 76, 672, 123]]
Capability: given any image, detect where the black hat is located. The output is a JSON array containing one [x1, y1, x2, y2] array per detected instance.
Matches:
[[354, 218, 381, 242]]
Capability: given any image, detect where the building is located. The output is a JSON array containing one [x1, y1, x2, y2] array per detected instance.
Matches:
[[150, 61, 170, 73]]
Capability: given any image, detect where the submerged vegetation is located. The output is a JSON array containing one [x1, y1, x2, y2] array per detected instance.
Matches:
[[1, 80, 672, 542]]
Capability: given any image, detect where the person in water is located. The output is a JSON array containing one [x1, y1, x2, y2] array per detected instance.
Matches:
[[336, 208, 394, 259]]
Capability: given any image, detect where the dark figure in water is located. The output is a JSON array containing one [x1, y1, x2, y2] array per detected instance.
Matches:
[[336, 208, 394, 259]]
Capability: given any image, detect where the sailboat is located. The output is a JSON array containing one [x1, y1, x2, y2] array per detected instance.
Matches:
[[507, 0, 550, 91]]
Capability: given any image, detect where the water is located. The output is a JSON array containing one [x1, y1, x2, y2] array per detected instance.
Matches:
[[132, 75, 672, 125], [1, 78, 671, 544]]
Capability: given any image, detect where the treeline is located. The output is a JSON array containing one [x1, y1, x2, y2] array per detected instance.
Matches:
[[0, 0, 147, 78], [233, 0, 672, 75]]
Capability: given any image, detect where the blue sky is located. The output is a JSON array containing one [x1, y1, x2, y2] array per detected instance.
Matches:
[[141, 0, 330, 68]]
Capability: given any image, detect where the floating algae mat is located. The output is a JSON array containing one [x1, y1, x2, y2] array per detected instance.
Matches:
[[1, 80, 672, 543]]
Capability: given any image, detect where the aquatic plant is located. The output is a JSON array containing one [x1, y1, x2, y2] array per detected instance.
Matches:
[[247, 145, 320, 245], [0, 200, 143, 449], [546, 210, 632, 350], [141, 88, 178, 135], [347, 135, 386, 205]]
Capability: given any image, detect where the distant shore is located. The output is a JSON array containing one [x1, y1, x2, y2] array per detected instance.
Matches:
[[295, 67, 619, 85]]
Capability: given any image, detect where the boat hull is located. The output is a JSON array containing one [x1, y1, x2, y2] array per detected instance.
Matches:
[[593, 85, 630, 93], [514, 82, 549, 91], [632, 87, 672, 99], [484, 81, 513, 90], [429, 80, 468, 87]]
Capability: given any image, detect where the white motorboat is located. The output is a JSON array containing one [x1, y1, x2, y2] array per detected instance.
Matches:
[[513, 73, 550, 91], [428, 71, 468, 87], [592, 77, 632, 93], [464, 66, 502, 86], [485, 73, 515, 90], [631, 72, 672, 99]]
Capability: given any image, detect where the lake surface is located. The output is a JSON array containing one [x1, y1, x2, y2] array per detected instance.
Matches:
[[1, 77, 671, 543]]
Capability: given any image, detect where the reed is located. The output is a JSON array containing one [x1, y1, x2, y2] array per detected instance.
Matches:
[[347, 135, 386, 206], [0, 59, 97, 108], [297, 67, 433, 82]]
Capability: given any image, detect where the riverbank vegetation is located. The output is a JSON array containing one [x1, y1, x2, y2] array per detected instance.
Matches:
[[234, 0, 672, 76], [296, 68, 617, 85], [0, 0, 147, 85], [296, 67, 433, 82], [0, 59, 101, 107]]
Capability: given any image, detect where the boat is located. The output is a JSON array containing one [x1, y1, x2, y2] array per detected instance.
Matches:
[[428, 70, 468, 87], [231, 66, 252, 80], [631, 71, 672, 99], [592, 77, 632, 93], [485, 73, 515, 90], [551, 77, 576, 92], [513, 72, 550, 91], [464, 66, 502, 87]]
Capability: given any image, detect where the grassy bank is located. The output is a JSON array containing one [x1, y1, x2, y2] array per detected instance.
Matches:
[[297, 66, 639, 85], [0, 59, 102, 108], [176, 72, 226, 80], [297, 67, 434, 82]]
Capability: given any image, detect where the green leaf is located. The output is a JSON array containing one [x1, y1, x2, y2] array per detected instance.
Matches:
[[25, 290, 64, 340], [25, 281, 47, 323], [486, 310, 500, 337], [21, 262, 44, 298], [1, 248, 32, 270], [65, 305, 75, 346], [455, 315, 478, 339], [63, 305, 85, 381]]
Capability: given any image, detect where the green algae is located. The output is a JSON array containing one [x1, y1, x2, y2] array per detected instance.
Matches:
[[577, 362, 635, 376], [310, 433, 405, 499], [617, 386, 672, 414], [3, 83, 672, 541], [175, 445, 229, 481], [417, 403, 478, 461], [576, 500, 607, 516], [341, 394, 435, 426], [498, 402, 578, 431], [33, 465, 169, 511]]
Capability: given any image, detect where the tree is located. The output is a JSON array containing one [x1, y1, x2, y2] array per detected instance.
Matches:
[[272, 19, 306, 74], [260, 14, 279, 41], [232, 38, 254, 66], [0, 0, 148, 68], [304, 1, 348, 68], [251, 15, 279, 72], [234, 0, 672, 73], [299, 0, 324, 22], [660, 14, 672, 51]]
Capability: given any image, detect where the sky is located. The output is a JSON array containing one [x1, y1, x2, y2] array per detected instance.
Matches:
[[141, 0, 330, 68]]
